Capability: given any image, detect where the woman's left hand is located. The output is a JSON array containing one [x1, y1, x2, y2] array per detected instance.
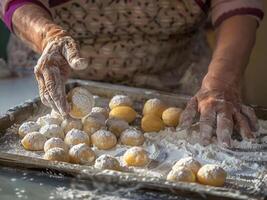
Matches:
[[179, 74, 259, 147]]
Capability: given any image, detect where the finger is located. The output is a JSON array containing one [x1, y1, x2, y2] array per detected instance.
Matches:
[[62, 37, 88, 70], [216, 111, 233, 148], [233, 110, 254, 140], [42, 66, 69, 117], [199, 105, 216, 146], [241, 105, 259, 132], [179, 97, 198, 129], [34, 67, 49, 106]]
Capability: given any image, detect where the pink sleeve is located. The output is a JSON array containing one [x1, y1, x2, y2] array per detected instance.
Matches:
[[211, 0, 264, 27]]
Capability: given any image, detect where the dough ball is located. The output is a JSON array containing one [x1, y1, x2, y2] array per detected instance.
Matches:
[[141, 114, 164, 132], [120, 128, 145, 146], [64, 129, 90, 147], [37, 114, 62, 126], [91, 107, 109, 119], [69, 143, 96, 165], [91, 130, 117, 150], [94, 154, 120, 171], [21, 132, 46, 151], [109, 95, 133, 110], [43, 147, 69, 162], [67, 87, 95, 119], [44, 137, 68, 152], [82, 115, 105, 135], [18, 121, 40, 138], [123, 147, 150, 167], [162, 107, 183, 127], [40, 124, 64, 139], [172, 157, 201, 175], [197, 164, 227, 187], [143, 98, 166, 117], [109, 106, 137, 123], [61, 117, 83, 133], [167, 167, 196, 183], [106, 118, 129, 137]]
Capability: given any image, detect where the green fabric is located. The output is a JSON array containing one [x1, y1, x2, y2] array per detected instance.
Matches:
[[0, 21, 10, 61]]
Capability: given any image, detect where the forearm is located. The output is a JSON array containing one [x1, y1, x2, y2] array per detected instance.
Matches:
[[206, 16, 257, 87]]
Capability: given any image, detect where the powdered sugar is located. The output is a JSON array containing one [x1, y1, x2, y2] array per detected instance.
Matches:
[[109, 95, 133, 109], [94, 154, 120, 170], [18, 121, 40, 137]]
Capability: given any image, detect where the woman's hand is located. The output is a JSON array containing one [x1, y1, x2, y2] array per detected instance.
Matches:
[[180, 75, 258, 147]]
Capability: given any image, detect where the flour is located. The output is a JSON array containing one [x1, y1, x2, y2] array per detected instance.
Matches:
[[109, 95, 133, 109]]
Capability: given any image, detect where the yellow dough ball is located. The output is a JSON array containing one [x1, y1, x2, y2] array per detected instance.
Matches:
[[67, 87, 95, 119], [82, 115, 105, 135], [91, 130, 117, 150], [120, 128, 145, 146], [69, 143, 96, 165], [167, 167, 196, 183], [43, 147, 69, 162], [61, 117, 83, 134], [109, 106, 137, 123], [91, 107, 109, 119], [18, 121, 40, 138], [106, 118, 129, 137], [162, 107, 183, 127], [21, 132, 46, 151], [172, 157, 201, 175], [123, 147, 150, 167], [44, 137, 68, 152], [39, 124, 64, 139], [94, 154, 121, 171], [37, 114, 62, 126], [64, 129, 90, 147], [109, 95, 133, 110], [143, 98, 167, 117], [141, 114, 164, 132], [197, 164, 227, 187]]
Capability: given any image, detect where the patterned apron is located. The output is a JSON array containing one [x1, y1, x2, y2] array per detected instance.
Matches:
[[7, 0, 211, 95]]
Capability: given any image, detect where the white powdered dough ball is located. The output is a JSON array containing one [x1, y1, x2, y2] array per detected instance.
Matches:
[[120, 128, 145, 146], [18, 121, 40, 138], [109, 95, 133, 110], [123, 146, 150, 167], [44, 137, 68, 152], [167, 166, 196, 183], [40, 124, 64, 139], [64, 129, 90, 147], [91, 107, 109, 119], [37, 114, 62, 126], [105, 118, 129, 137], [61, 118, 83, 133], [43, 147, 69, 162], [91, 130, 117, 150], [69, 143, 96, 165], [172, 157, 201, 175], [94, 154, 120, 171], [21, 132, 46, 151], [82, 114, 105, 135]]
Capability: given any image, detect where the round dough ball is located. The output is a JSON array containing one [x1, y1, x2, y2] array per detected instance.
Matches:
[[61, 118, 83, 133], [82, 115, 105, 135], [143, 98, 166, 117], [91, 130, 117, 150], [172, 157, 201, 175], [67, 87, 95, 119], [21, 132, 46, 151], [141, 114, 164, 132], [109, 106, 137, 123], [197, 164, 227, 187], [18, 121, 40, 138], [44, 137, 68, 152], [106, 118, 129, 137], [94, 154, 120, 171], [91, 107, 109, 119], [37, 114, 62, 126], [40, 124, 64, 139], [69, 143, 96, 165], [123, 147, 150, 167], [109, 95, 133, 110], [162, 107, 183, 127], [167, 167, 196, 183], [43, 147, 69, 162], [120, 128, 145, 146], [64, 129, 90, 147]]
